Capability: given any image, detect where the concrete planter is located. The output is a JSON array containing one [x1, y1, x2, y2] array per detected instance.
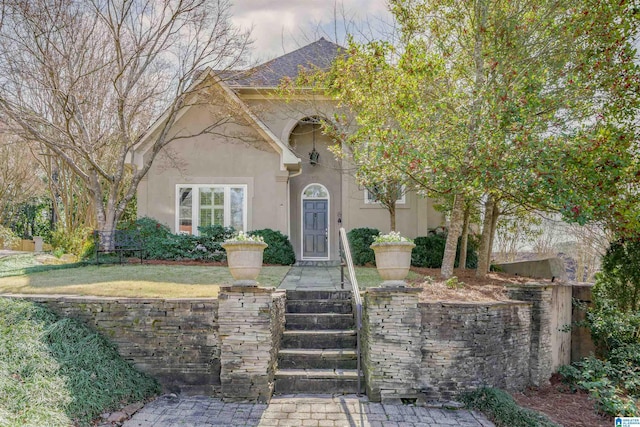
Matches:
[[222, 241, 268, 285], [370, 241, 416, 286]]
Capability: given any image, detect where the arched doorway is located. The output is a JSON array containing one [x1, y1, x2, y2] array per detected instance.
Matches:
[[301, 184, 329, 259]]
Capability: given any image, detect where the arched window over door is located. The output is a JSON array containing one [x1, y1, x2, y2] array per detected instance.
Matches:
[[301, 183, 329, 259]]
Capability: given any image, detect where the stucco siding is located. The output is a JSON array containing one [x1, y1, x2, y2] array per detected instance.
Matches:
[[139, 103, 288, 234]]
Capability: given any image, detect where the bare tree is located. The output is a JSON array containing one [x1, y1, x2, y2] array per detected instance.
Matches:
[[0, 133, 45, 225], [0, 0, 251, 248]]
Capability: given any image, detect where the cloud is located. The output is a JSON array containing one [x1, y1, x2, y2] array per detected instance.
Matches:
[[230, 0, 391, 61]]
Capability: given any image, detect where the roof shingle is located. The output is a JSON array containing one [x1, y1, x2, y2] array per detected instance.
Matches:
[[225, 38, 343, 87]]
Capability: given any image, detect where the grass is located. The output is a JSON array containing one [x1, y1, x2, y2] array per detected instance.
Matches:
[[0, 298, 160, 426], [354, 266, 424, 289], [0, 256, 290, 298], [461, 387, 560, 427], [0, 253, 85, 278]]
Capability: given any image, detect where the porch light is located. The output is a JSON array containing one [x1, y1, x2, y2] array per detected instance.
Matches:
[[309, 147, 319, 165]]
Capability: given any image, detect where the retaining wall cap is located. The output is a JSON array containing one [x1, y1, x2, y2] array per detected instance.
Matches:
[[1, 294, 219, 303], [219, 285, 275, 294], [418, 300, 531, 307], [366, 286, 422, 293]]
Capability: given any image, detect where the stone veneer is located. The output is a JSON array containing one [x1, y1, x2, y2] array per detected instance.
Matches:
[[362, 286, 422, 402], [362, 283, 569, 403], [507, 284, 554, 386], [14, 295, 220, 395], [218, 286, 285, 403], [419, 301, 531, 400]]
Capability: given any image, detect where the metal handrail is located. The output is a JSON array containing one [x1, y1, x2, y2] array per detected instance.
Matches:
[[339, 227, 363, 396]]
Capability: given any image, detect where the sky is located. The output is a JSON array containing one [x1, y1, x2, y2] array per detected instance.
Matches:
[[230, 0, 392, 62]]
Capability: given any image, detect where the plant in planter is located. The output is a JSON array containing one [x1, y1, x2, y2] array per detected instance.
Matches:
[[221, 231, 268, 285], [370, 231, 416, 286]]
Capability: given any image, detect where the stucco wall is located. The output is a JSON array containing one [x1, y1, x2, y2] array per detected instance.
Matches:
[[138, 102, 289, 235], [12, 295, 220, 395]]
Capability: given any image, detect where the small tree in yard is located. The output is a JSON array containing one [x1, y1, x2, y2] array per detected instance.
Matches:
[[0, 0, 251, 249]]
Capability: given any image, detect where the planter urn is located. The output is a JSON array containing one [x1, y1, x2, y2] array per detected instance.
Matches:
[[221, 240, 268, 285], [370, 241, 416, 286]]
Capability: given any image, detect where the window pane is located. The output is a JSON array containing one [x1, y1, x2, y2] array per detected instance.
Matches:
[[200, 188, 212, 206], [179, 187, 192, 234], [200, 208, 212, 227], [213, 188, 224, 206], [303, 184, 328, 198], [213, 208, 224, 226], [230, 187, 245, 230]]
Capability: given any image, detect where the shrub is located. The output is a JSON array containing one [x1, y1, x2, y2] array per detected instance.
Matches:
[[121, 216, 171, 239], [587, 300, 640, 354], [559, 347, 640, 417], [249, 229, 295, 265], [50, 227, 93, 257], [461, 387, 559, 427], [347, 227, 380, 266], [593, 238, 640, 312], [0, 225, 20, 249], [411, 232, 478, 269]]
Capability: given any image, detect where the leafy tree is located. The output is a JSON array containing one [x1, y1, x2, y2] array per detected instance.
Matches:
[[0, 0, 251, 249], [317, 0, 640, 278]]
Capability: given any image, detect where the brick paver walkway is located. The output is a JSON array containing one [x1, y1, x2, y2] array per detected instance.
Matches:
[[124, 394, 494, 427]]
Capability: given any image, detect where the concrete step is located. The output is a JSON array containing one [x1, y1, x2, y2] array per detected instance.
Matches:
[[285, 290, 352, 301], [285, 313, 354, 330], [274, 369, 361, 394], [282, 330, 357, 349], [278, 349, 357, 370], [286, 299, 352, 314]]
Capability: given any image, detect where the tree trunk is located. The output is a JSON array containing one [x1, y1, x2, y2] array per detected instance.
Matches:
[[476, 195, 495, 278], [441, 195, 465, 278], [458, 204, 471, 269], [488, 200, 500, 267], [389, 204, 396, 232]]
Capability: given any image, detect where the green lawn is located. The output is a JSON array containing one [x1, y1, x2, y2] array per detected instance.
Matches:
[[354, 266, 424, 289], [0, 256, 290, 298]]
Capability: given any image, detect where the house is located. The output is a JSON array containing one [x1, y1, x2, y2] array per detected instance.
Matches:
[[130, 38, 445, 261]]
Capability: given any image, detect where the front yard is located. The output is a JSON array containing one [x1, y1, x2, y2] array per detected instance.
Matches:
[[0, 255, 290, 298]]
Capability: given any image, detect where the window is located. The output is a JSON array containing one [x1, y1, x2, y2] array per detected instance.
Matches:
[[364, 183, 406, 205], [176, 184, 247, 234]]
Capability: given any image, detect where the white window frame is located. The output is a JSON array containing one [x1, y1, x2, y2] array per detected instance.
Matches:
[[175, 184, 248, 235], [364, 184, 406, 205]]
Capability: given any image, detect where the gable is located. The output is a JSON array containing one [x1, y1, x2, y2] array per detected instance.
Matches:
[[129, 69, 301, 172]]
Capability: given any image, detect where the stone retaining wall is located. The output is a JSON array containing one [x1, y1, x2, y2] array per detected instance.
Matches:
[[362, 283, 572, 403], [218, 286, 285, 403], [15, 295, 220, 395], [419, 301, 532, 400]]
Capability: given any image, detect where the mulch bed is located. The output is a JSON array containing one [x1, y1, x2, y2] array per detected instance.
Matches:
[[511, 374, 613, 427]]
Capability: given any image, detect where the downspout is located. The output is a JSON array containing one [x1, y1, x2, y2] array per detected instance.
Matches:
[[287, 168, 302, 239]]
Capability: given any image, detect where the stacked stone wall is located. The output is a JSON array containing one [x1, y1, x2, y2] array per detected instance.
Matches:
[[218, 286, 284, 403], [362, 287, 422, 402], [419, 302, 532, 400], [16, 295, 219, 395], [507, 285, 554, 386]]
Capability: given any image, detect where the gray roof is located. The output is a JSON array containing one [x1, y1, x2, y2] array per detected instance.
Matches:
[[225, 38, 343, 87]]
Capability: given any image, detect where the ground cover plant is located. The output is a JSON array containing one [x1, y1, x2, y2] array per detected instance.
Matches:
[[0, 298, 160, 426], [461, 387, 559, 427]]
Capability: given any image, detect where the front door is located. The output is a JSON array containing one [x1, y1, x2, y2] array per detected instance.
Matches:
[[302, 199, 328, 258]]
